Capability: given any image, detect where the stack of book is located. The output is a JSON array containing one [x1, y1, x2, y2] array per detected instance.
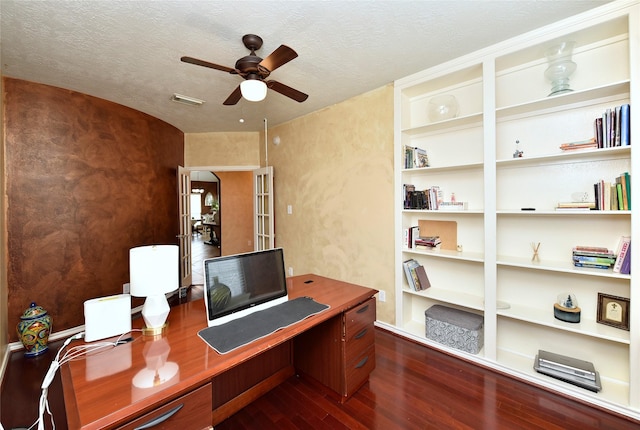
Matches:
[[402, 259, 431, 291], [414, 236, 441, 249], [572, 246, 615, 270], [559, 138, 598, 152]]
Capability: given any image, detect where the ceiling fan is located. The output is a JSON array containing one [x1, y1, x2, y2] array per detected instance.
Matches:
[[181, 34, 309, 105]]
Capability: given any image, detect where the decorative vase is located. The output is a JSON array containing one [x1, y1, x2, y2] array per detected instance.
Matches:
[[17, 302, 53, 357], [427, 94, 459, 122], [544, 41, 577, 96]]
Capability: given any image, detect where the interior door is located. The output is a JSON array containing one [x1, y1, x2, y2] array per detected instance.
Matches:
[[177, 165, 192, 286], [254, 166, 275, 250]]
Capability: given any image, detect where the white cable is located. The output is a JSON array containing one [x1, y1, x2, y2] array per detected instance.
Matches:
[[32, 331, 85, 430], [27, 331, 137, 430]]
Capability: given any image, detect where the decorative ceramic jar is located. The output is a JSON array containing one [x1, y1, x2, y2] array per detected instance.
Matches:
[[17, 302, 53, 357]]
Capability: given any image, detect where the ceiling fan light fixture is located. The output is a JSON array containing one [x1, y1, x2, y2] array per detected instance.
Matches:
[[240, 79, 267, 102], [170, 93, 205, 106]]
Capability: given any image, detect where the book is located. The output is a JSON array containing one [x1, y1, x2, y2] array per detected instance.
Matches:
[[557, 202, 595, 209], [620, 104, 630, 146], [573, 262, 611, 270], [402, 259, 420, 291], [573, 246, 611, 253], [414, 147, 429, 168], [613, 236, 631, 273], [620, 242, 631, 275], [414, 265, 431, 290], [559, 138, 597, 151], [572, 255, 615, 265]]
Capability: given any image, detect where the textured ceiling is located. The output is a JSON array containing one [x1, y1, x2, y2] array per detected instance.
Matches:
[[1, 0, 610, 133]]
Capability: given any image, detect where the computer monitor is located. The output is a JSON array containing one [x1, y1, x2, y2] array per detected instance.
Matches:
[[203, 248, 288, 327]]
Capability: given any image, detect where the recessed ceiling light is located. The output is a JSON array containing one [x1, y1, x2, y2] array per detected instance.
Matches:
[[170, 93, 205, 106], [239, 118, 245, 123]]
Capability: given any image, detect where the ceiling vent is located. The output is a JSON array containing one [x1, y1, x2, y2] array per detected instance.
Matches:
[[170, 93, 205, 106]]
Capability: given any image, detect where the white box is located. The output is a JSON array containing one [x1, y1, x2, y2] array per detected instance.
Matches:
[[84, 294, 132, 342]]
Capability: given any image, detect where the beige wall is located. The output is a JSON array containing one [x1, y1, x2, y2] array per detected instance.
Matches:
[[264, 85, 395, 324], [169, 86, 395, 324], [185, 132, 260, 167], [184, 132, 259, 256]]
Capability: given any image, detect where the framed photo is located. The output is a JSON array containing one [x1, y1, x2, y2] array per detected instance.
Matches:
[[597, 293, 630, 331]]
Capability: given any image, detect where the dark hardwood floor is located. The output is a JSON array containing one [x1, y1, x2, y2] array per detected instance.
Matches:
[[2, 235, 638, 429], [215, 329, 640, 430]]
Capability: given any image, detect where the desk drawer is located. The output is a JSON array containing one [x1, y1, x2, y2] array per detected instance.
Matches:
[[117, 384, 212, 430], [344, 323, 375, 363], [344, 298, 376, 342], [344, 344, 375, 397]]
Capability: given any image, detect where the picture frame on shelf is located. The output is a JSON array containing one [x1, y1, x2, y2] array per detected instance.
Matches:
[[596, 293, 630, 331]]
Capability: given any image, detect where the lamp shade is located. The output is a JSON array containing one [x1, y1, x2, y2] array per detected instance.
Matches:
[[130, 245, 179, 297], [240, 79, 267, 102], [129, 245, 179, 332]]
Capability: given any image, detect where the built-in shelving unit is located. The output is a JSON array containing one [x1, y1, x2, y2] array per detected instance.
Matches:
[[392, 1, 639, 419]]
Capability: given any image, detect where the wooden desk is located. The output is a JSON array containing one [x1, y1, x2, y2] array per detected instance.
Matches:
[[61, 275, 377, 429]]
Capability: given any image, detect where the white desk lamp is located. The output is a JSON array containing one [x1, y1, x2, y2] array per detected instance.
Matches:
[[129, 245, 179, 336]]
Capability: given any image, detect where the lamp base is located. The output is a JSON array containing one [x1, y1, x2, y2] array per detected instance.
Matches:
[[142, 323, 168, 337]]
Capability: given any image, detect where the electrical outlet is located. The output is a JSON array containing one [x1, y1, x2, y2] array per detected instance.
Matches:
[[123, 282, 130, 294], [288, 267, 294, 276], [287, 205, 293, 214], [378, 290, 386, 302]]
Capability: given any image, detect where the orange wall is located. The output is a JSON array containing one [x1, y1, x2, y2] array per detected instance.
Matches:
[[4, 78, 184, 340], [215, 171, 253, 255]]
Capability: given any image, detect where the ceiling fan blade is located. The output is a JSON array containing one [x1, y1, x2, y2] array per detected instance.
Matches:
[[181, 56, 237, 74], [223, 86, 242, 105], [266, 80, 308, 103], [259, 45, 298, 72]]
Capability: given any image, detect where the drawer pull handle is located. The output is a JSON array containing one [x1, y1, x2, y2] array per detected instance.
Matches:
[[356, 305, 369, 314], [355, 356, 369, 369], [134, 404, 184, 429], [355, 328, 367, 339]]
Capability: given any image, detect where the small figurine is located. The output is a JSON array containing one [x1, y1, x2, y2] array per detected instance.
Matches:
[[554, 293, 581, 323], [513, 139, 523, 158]]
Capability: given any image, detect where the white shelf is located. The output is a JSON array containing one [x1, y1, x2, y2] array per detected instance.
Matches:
[[403, 287, 485, 311], [402, 162, 483, 173], [401, 112, 483, 135], [496, 255, 631, 279], [497, 349, 630, 408], [497, 210, 631, 216], [403, 247, 484, 263], [496, 145, 630, 167], [496, 80, 630, 119], [403, 209, 484, 215], [497, 303, 631, 344]]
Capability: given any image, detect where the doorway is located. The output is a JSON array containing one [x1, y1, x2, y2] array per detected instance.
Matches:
[[190, 170, 220, 285]]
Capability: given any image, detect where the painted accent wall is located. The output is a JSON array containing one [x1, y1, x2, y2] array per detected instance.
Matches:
[[0, 70, 7, 371], [3, 78, 184, 342], [264, 85, 395, 324], [214, 171, 254, 256]]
